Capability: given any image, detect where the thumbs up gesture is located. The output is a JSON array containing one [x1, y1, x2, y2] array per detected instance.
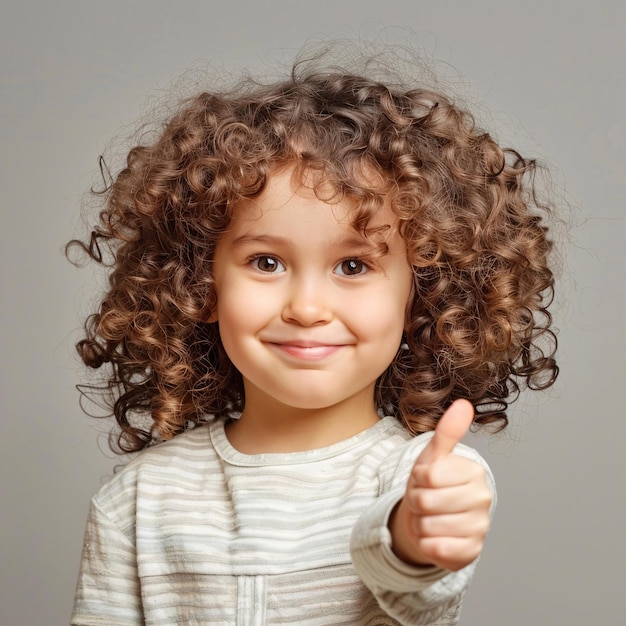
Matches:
[[389, 400, 492, 572]]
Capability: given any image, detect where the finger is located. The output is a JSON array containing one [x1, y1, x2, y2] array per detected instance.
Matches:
[[410, 455, 485, 489], [405, 482, 492, 516], [417, 399, 475, 464], [416, 536, 484, 572], [411, 511, 490, 539]]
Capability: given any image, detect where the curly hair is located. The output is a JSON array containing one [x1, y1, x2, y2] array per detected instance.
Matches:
[[68, 57, 558, 453]]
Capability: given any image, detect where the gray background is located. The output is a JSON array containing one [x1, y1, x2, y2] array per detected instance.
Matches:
[[1, 1, 624, 624]]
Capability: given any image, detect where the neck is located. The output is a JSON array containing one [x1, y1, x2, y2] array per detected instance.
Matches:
[[225, 391, 381, 454]]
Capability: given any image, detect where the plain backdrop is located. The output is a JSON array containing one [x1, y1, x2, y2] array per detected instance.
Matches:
[[1, 1, 624, 624]]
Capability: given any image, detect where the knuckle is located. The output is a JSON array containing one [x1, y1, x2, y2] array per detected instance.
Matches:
[[430, 539, 455, 567], [415, 515, 432, 537], [476, 516, 490, 537], [415, 490, 435, 513], [409, 465, 427, 489], [470, 463, 486, 480], [478, 488, 492, 509], [414, 464, 435, 487], [468, 542, 483, 563]]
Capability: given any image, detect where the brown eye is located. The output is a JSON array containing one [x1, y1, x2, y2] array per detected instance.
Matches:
[[252, 256, 285, 273], [335, 259, 367, 276]]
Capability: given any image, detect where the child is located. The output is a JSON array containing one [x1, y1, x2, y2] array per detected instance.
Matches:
[[69, 50, 558, 625]]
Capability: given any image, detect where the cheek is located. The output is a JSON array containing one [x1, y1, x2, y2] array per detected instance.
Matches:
[[214, 285, 274, 352], [216, 299, 254, 340], [349, 300, 406, 344], [363, 279, 413, 333], [219, 284, 275, 323], [215, 310, 252, 373]]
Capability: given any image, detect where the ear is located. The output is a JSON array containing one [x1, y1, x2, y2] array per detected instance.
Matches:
[[207, 308, 218, 323]]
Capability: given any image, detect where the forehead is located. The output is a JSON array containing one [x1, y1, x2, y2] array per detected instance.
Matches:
[[232, 164, 397, 231], [217, 168, 407, 264]]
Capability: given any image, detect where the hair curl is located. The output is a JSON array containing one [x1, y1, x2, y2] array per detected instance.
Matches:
[[68, 56, 558, 453]]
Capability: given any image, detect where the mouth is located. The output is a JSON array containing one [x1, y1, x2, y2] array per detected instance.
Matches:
[[265, 341, 346, 361]]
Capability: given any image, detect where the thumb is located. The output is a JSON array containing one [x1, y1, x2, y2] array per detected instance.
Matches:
[[417, 399, 475, 464]]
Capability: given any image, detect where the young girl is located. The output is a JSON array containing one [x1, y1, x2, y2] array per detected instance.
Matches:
[[70, 52, 558, 625]]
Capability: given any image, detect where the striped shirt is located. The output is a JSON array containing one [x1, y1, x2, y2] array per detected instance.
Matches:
[[72, 416, 495, 625]]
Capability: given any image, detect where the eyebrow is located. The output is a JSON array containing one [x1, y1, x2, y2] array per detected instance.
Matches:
[[230, 234, 293, 248]]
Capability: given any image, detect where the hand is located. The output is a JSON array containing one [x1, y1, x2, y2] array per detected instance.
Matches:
[[389, 399, 492, 571]]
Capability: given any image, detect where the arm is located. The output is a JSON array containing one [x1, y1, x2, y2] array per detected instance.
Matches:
[[71, 499, 144, 626], [350, 401, 495, 625]]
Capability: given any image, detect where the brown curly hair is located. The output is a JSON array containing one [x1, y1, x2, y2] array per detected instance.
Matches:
[[68, 58, 558, 453]]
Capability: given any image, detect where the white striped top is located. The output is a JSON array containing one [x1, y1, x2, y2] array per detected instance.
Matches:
[[72, 416, 495, 625]]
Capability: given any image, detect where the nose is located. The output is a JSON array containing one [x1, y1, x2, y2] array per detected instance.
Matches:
[[281, 275, 333, 327]]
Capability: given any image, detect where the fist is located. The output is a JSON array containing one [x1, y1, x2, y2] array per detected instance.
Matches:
[[390, 400, 492, 571]]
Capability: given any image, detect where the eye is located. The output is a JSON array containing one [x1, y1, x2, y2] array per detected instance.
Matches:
[[250, 255, 285, 273], [335, 258, 369, 277]]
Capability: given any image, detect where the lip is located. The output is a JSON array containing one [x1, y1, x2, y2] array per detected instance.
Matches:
[[265, 340, 347, 361]]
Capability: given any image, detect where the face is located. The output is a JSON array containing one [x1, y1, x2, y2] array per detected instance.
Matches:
[[210, 167, 414, 421]]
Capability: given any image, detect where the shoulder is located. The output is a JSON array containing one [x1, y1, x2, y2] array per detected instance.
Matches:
[[91, 423, 216, 513], [122, 420, 214, 470]]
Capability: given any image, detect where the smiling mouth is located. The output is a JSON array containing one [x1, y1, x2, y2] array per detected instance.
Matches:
[[266, 342, 345, 360]]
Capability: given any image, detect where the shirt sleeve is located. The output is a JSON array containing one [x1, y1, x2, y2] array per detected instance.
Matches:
[[349, 441, 496, 626], [71, 499, 144, 626]]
